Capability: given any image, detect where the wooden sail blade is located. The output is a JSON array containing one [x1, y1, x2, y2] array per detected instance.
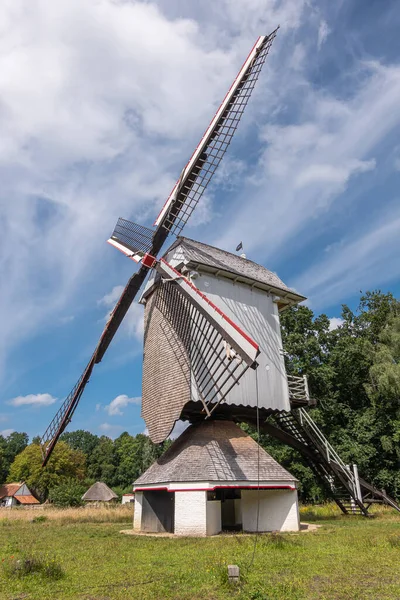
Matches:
[[156, 259, 260, 366], [40, 358, 95, 466], [154, 29, 278, 235], [40, 268, 149, 465]]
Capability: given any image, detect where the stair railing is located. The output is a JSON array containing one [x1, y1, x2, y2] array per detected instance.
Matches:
[[297, 408, 357, 491]]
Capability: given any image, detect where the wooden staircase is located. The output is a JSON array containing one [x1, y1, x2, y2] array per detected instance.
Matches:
[[260, 408, 400, 516]]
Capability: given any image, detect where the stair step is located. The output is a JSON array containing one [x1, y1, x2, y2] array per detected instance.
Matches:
[[272, 410, 400, 516]]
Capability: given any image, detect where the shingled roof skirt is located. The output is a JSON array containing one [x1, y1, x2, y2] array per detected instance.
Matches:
[[163, 237, 306, 309], [134, 421, 298, 489]]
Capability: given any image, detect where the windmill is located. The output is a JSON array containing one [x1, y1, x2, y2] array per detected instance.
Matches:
[[40, 30, 279, 465], [40, 30, 400, 519]]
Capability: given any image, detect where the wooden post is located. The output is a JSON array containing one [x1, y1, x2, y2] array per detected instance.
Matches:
[[228, 565, 240, 584]]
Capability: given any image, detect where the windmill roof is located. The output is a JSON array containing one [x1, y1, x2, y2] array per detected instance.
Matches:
[[0, 483, 23, 498], [82, 482, 118, 502], [166, 237, 305, 304], [134, 421, 296, 486]]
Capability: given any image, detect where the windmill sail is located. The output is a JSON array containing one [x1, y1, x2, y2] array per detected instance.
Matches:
[[107, 219, 154, 262], [155, 29, 279, 235], [41, 269, 148, 464], [40, 30, 279, 465]]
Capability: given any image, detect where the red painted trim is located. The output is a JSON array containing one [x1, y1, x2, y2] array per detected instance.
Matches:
[[142, 253, 157, 269], [160, 259, 259, 352], [154, 36, 262, 226], [134, 485, 296, 492]]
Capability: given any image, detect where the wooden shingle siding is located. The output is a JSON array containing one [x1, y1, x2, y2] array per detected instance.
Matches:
[[142, 292, 191, 443], [135, 421, 297, 486]]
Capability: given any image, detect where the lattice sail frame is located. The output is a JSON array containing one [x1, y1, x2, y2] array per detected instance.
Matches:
[[155, 280, 257, 417], [154, 29, 278, 235], [108, 218, 154, 262]]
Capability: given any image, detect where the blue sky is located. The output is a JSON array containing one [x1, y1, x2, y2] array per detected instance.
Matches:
[[1, 0, 400, 442]]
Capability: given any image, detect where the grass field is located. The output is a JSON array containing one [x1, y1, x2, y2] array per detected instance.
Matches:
[[0, 504, 399, 600]]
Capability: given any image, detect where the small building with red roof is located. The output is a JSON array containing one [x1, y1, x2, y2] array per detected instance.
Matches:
[[0, 483, 40, 507]]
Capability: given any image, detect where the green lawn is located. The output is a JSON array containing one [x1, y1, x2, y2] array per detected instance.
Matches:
[[0, 506, 399, 600]]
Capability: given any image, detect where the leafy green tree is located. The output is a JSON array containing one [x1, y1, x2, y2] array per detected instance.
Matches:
[[8, 441, 86, 501], [48, 479, 86, 507], [0, 431, 29, 483], [113, 432, 170, 489], [60, 430, 100, 457], [0, 446, 4, 483], [262, 290, 400, 501], [86, 436, 116, 485]]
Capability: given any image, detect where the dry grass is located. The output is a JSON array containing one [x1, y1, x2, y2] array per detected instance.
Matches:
[[0, 503, 133, 524]]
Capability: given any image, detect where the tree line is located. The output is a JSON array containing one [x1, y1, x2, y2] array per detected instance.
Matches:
[[1, 430, 170, 505], [252, 290, 400, 502], [1, 290, 399, 505]]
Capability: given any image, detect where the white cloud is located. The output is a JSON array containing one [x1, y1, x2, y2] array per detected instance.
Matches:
[[0, 429, 15, 437], [2, 0, 398, 389], [2, 0, 262, 376], [98, 286, 125, 308], [216, 61, 400, 264], [317, 20, 330, 49], [105, 394, 141, 416], [329, 317, 344, 331], [394, 157, 400, 171], [99, 422, 124, 438], [7, 393, 57, 407], [295, 159, 376, 189]]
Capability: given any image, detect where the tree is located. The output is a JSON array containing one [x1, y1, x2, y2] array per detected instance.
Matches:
[[86, 436, 116, 485], [8, 441, 86, 501], [61, 430, 100, 457], [0, 446, 4, 483], [0, 431, 29, 483], [261, 290, 400, 501], [48, 479, 86, 507], [113, 432, 170, 489]]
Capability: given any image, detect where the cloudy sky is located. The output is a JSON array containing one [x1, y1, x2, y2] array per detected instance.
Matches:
[[1, 0, 399, 441]]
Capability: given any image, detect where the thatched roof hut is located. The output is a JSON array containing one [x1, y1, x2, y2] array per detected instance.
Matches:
[[82, 482, 118, 503]]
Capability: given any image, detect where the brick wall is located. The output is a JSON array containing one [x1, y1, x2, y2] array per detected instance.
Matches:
[[133, 491, 143, 531], [174, 491, 207, 536]]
